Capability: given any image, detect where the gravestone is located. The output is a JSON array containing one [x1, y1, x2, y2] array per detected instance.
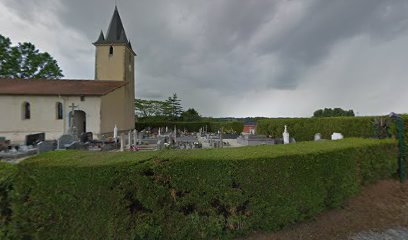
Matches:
[[80, 132, 93, 143], [38, 140, 57, 153], [58, 134, 75, 149], [0, 137, 10, 151], [283, 125, 290, 144], [65, 141, 85, 150], [331, 132, 344, 140], [314, 133, 321, 141], [133, 129, 137, 146], [120, 133, 125, 152], [25, 133, 45, 146]]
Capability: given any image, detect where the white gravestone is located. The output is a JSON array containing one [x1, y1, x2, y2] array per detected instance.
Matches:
[[283, 125, 290, 144], [113, 125, 118, 140], [314, 133, 321, 141], [133, 129, 137, 146], [331, 132, 344, 140], [128, 130, 132, 149], [120, 133, 125, 152]]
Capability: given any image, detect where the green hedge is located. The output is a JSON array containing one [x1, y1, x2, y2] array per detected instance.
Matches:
[[257, 115, 408, 140], [135, 121, 244, 133], [0, 139, 398, 239], [0, 163, 17, 239], [256, 117, 377, 141]]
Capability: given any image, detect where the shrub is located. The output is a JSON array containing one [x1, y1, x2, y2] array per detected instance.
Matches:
[[256, 117, 376, 141], [0, 138, 397, 239], [0, 163, 17, 239]]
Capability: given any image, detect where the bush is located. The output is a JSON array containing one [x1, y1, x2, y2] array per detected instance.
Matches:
[[0, 138, 397, 239], [257, 115, 408, 173], [0, 163, 17, 239], [256, 117, 376, 141]]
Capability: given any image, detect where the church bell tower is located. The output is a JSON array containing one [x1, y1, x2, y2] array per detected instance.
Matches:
[[93, 6, 136, 83], [93, 6, 136, 132]]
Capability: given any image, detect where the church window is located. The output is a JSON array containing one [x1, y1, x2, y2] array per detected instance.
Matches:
[[109, 46, 113, 55], [23, 102, 30, 120], [56, 102, 63, 120]]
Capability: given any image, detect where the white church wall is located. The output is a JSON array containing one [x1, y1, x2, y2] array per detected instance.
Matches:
[[0, 95, 101, 143]]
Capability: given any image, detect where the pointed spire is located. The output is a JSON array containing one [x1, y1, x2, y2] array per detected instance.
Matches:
[[96, 30, 105, 42], [105, 6, 128, 43], [93, 6, 134, 53]]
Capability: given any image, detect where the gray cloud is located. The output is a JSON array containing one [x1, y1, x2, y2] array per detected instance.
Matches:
[[2, 0, 408, 116]]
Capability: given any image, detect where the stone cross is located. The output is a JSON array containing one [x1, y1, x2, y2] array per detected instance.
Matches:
[[68, 103, 79, 134]]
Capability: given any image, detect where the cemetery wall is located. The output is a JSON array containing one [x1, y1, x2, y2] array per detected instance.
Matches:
[[0, 138, 397, 239], [0, 95, 101, 143]]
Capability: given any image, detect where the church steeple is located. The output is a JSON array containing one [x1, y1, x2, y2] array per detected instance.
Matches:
[[93, 6, 133, 50], [106, 6, 128, 43]]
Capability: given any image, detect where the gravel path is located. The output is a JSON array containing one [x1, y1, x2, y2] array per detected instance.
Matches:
[[350, 227, 408, 240]]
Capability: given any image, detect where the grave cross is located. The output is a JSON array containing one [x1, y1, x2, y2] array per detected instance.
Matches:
[[68, 103, 79, 133]]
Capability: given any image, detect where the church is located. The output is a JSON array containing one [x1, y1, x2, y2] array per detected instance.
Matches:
[[0, 7, 135, 143]]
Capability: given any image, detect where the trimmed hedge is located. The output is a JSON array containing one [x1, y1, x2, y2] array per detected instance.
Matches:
[[0, 139, 398, 239], [0, 163, 17, 239], [257, 115, 408, 140], [135, 121, 244, 133], [257, 117, 377, 141]]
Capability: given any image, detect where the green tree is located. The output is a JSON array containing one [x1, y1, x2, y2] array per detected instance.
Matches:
[[0, 34, 63, 79], [135, 99, 168, 118], [181, 108, 201, 121], [313, 108, 355, 117], [164, 93, 183, 120]]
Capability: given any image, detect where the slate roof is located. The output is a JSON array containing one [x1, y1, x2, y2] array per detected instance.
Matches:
[[94, 6, 133, 51], [0, 78, 127, 96]]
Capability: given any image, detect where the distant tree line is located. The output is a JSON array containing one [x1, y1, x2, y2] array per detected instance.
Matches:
[[135, 93, 201, 121], [313, 108, 355, 117]]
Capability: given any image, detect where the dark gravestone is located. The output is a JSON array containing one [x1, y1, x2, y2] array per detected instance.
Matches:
[[58, 134, 75, 149], [80, 132, 93, 143], [0, 137, 10, 151], [37, 140, 57, 153], [25, 133, 45, 146]]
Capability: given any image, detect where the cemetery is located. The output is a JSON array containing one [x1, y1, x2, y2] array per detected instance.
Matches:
[[1, 113, 407, 239], [0, 121, 299, 162], [1, 3, 407, 240]]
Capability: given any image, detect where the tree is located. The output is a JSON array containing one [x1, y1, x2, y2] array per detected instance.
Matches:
[[164, 93, 183, 120], [181, 108, 201, 121], [0, 34, 63, 79], [313, 108, 355, 117], [135, 99, 168, 118]]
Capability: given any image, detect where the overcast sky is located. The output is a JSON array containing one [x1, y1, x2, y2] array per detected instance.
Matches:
[[1, 0, 408, 117]]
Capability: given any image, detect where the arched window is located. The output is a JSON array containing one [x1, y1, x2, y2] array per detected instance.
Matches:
[[109, 46, 113, 55], [56, 102, 63, 120], [23, 102, 30, 120]]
